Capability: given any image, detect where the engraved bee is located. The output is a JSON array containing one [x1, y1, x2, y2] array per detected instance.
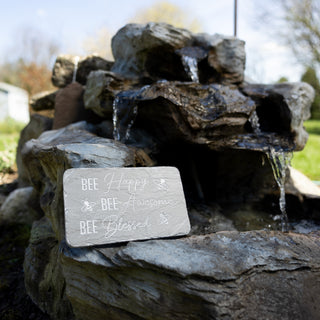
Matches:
[[81, 200, 97, 212], [159, 212, 170, 225], [154, 178, 168, 191]]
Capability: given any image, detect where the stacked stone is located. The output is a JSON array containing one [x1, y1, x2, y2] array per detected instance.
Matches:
[[2, 23, 319, 319]]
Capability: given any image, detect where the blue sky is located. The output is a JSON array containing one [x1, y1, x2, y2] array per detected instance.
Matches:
[[0, 0, 302, 83]]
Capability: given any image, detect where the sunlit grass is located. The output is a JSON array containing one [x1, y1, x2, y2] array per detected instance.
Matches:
[[292, 120, 320, 181], [0, 118, 24, 173], [0, 117, 25, 135]]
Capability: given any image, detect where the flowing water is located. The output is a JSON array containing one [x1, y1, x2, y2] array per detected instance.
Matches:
[[113, 86, 150, 142], [112, 95, 138, 142], [249, 110, 261, 134], [72, 56, 80, 83], [249, 109, 292, 232], [181, 55, 199, 83], [266, 148, 292, 232]]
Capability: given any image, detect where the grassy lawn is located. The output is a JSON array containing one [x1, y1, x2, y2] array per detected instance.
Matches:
[[292, 120, 320, 181], [0, 118, 24, 173]]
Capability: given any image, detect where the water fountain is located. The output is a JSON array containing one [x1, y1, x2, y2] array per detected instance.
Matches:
[[11, 22, 320, 319], [267, 148, 292, 232], [72, 56, 80, 83]]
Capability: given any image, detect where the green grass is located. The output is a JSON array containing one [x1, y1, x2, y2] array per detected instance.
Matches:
[[292, 120, 320, 181], [0, 118, 24, 173], [0, 117, 25, 135]]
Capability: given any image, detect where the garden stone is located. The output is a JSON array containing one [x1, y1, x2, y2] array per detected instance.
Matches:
[[52, 54, 114, 88], [111, 23, 245, 84], [30, 90, 59, 111], [24, 216, 74, 320], [16, 114, 53, 187], [0, 187, 40, 225], [60, 230, 320, 320], [242, 82, 315, 151], [21, 121, 153, 240]]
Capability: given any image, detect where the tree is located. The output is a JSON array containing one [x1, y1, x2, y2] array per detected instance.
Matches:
[[0, 26, 60, 95], [256, 0, 320, 68], [301, 66, 320, 119], [281, 0, 320, 67], [131, 1, 202, 32], [82, 28, 114, 60], [277, 76, 289, 83], [82, 1, 202, 59]]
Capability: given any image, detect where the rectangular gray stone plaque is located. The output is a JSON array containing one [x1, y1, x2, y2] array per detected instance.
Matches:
[[63, 167, 190, 247]]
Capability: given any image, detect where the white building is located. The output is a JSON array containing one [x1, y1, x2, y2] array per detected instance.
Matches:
[[0, 82, 29, 123]]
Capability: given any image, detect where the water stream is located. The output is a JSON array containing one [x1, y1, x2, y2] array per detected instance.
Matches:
[[266, 148, 292, 232], [181, 55, 199, 83], [112, 95, 138, 142], [250, 109, 292, 232], [249, 110, 261, 134], [113, 86, 150, 142], [72, 56, 80, 83]]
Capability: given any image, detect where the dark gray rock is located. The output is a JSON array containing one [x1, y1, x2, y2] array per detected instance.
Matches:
[[242, 82, 315, 151], [60, 230, 320, 320], [194, 33, 246, 84], [52, 55, 114, 88], [84, 78, 312, 153], [111, 23, 246, 84], [135, 82, 255, 145], [77, 55, 114, 85], [83, 71, 131, 118], [16, 114, 53, 187], [24, 216, 74, 320], [22, 121, 153, 240], [30, 90, 59, 111], [0, 187, 40, 225], [52, 55, 79, 88], [85, 80, 257, 145], [111, 22, 193, 80]]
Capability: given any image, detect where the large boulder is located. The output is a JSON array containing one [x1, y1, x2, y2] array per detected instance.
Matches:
[[24, 217, 73, 319], [193, 33, 246, 84], [111, 22, 192, 80], [111, 23, 245, 84], [22, 121, 153, 319], [242, 82, 315, 151], [21, 121, 153, 240], [84, 77, 303, 151], [60, 230, 320, 320], [83, 71, 133, 118]]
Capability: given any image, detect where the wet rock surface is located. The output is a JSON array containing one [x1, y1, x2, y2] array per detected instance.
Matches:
[[83, 78, 311, 152], [111, 22, 245, 84], [242, 82, 315, 150]]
